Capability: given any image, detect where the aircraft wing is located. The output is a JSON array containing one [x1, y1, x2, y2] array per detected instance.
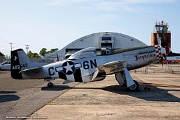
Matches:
[[20, 67, 42, 74], [96, 60, 136, 88], [97, 61, 125, 75]]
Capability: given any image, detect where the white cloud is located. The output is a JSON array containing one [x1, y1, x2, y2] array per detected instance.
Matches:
[[48, 0, 95, 6], [95, 1, 135, 12], [47, 0, 176, 12], [94, 0, 176, 12], [95, 2, 122, 11], [123, 0, 176, 4]]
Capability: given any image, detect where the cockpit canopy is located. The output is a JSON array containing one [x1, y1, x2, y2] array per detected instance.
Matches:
[[68, 47, 97, 59]]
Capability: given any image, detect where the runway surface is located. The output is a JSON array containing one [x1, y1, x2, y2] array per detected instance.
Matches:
[[0, 71, 78, 119], [0, 64, 180, 120]]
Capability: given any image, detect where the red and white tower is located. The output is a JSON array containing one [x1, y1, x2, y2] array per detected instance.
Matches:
[[151, 21, 171, 55]]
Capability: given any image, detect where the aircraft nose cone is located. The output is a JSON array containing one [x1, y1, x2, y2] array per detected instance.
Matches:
[[155, 45, 167, 63], [155, 45, 162, 60]]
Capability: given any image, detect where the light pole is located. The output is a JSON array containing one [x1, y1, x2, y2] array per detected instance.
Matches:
[[25, 45, 30, 53], [9, 43, 13, 51]]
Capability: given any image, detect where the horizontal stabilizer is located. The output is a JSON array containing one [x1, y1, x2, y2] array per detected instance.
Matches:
[[20, 67, 42, 74]]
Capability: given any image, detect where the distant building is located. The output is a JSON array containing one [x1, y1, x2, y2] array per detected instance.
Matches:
[[45, 32, 147, 60], [151, 21, 171, 54], [151, 21, 180, 63]]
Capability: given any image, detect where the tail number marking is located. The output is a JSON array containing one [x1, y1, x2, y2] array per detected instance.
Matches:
[[12, 63, 28, 70], [83, 59, 97, 69], [20, 63, 28, 68]]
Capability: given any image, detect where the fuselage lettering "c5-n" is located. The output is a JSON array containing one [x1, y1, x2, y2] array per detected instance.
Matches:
[[83, 59, 97, 69]]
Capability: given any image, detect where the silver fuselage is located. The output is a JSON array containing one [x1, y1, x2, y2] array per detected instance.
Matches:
[[21, 46, 157, 81]]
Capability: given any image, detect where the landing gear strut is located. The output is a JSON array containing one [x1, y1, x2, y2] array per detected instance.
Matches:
[[47, 82, 53, 87], [127, 80, 139, 92]]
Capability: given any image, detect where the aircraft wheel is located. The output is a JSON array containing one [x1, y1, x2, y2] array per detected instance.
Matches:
[[47, 82, 53, 87], [127, 80, 139, 92]]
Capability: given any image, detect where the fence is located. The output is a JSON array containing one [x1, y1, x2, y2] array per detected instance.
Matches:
[[170, 65, 180, 74], [134, 64, 180, 74]]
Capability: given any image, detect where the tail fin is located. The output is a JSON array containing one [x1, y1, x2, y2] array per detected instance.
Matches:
[[11, 49, 35, 79]]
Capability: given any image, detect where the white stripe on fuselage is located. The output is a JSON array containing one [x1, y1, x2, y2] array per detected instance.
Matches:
[[66, 74, 75, 81]]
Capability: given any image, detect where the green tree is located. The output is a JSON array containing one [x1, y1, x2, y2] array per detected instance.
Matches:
[[5, 54, 10, 59], [39, 48, 47, 56], [0, 51, 4, 56], [27, 51, 33, 57], [33, 53, 40, 58], [39, 48, 58, 56], [27, 51, 40, 58], [48, 48, 58, 53]]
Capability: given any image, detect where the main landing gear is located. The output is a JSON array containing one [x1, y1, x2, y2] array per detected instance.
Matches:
[[47, 82, 53, 87], [115, 69, 140, 92], [127, 80, 139, 92]]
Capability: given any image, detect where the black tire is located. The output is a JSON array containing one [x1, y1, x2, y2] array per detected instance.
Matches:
[[47, 82, 53, 87]]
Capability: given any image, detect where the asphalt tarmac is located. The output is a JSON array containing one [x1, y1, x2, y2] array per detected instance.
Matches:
[[0, 71, 78, 120], [0, 64, 180, 120]]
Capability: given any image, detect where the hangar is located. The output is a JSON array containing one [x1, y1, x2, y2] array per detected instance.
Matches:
[[45, 32, 146, 60]]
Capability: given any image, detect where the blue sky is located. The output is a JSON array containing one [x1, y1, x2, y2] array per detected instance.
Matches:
[[0, 0, 180, 55]]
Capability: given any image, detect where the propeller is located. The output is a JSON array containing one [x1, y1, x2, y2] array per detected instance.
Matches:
[[155, 45, 166, 65]]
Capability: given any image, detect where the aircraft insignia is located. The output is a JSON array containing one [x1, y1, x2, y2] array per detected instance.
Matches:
[[62, 61, 76, 75]]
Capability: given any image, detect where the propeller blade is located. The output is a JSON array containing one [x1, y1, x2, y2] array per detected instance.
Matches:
[[155, 45, 167, 66], [155, 45, 162, 61], [162, 54, 168, 64]]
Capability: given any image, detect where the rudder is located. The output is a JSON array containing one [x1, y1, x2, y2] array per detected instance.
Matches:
[[11, 49, 33, 79]]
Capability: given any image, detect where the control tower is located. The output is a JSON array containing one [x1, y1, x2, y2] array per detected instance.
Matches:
[[151, 21, 171, 54]]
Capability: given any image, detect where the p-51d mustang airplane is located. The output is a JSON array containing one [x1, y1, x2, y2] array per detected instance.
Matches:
[[11, 45, 165, 91]]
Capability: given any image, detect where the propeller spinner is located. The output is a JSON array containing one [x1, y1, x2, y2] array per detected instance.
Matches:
[[155, 45, 168, 65]]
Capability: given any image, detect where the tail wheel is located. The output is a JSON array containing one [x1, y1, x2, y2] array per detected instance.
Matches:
[[127, 80, 139, 92], [47, 82, 53, 87]]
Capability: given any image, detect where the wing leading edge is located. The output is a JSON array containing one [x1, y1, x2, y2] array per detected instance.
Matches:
[[97, 60, 125, 75]]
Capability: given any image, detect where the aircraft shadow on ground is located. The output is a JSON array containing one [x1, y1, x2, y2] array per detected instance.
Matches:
[[0, 91, 20, 103], [40, 82, 180, 102], [0, 91, 16, 94], [0, 71, 8, 74], [102, 84, 180, 102], [41, 85, 71, 91], [72, 83, 180, 102]]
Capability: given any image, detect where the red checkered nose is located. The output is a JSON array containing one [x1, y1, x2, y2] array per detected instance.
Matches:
[[155, 45, 166, 61], [155, 45, 162, 61]]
